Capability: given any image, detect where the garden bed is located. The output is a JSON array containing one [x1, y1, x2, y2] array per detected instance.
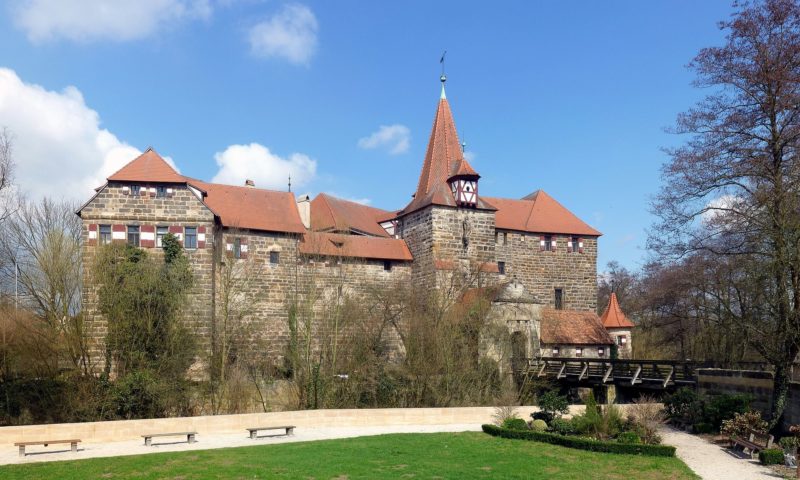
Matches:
[[482, 424, 677, 457]]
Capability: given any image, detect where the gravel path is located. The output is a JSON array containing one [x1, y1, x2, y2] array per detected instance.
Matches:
[[0, 423, 482, 466], [660, 426, 781, 479]]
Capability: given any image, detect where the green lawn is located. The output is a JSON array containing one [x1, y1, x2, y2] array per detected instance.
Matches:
[[0, 432, 698, 480]]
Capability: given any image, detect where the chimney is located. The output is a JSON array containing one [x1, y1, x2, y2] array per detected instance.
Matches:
[[245, 179, 255, 188], [296, 194, 311, 229]]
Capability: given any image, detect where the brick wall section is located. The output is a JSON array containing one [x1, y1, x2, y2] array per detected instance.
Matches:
[[495, 232, 598, 311], [80, 183, 216, 370]]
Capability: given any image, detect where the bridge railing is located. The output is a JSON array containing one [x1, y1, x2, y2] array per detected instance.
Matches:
[[524, 357, 702, 387]]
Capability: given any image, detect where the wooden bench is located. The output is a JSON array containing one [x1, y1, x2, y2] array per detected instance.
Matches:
[[246, 425, 295, 439], [14, 439, 80, 457], [731, 429, 774, 458], [142, 431, 197, 446]]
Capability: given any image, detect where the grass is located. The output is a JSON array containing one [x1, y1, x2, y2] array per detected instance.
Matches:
[[0, 432, 699, 479]]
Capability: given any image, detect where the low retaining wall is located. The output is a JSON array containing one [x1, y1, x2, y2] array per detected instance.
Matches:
[[0, 406, 585, 445], [696, 368, 800, 430]]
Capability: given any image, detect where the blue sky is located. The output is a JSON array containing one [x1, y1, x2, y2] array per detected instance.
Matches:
[[0, 1, 735, 270]]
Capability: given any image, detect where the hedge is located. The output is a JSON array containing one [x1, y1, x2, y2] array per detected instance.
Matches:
[[758, 448, 784, 465], [481, 424, 677, 457]]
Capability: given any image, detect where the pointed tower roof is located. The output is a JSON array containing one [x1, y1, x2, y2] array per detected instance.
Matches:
[[600, 292, 635, 328], [399, 83, 493, 216], [107, 148, 185, 183]]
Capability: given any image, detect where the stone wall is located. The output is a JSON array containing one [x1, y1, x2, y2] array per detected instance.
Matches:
[[697, 369, 774, 421], [80, 183, 216, 371], [495, 232, 598, 311]]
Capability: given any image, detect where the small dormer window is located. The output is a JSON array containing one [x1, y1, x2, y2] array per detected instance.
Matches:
[[131, 185, 141, 196], [450, 177, 478, 207]]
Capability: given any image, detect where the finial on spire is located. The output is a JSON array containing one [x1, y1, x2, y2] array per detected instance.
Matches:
[[288, 173, 292, 192], [439, 50, 447, 99]]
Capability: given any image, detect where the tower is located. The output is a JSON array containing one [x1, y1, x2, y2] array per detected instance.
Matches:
[[397, 74, 497, 287]]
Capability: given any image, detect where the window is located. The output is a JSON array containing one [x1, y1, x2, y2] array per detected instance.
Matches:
[[383, 260, 391, 271], [618, 335, 627, 345], [270, 251, 280, 265], [598, 347, 605, 357], [99, 224, 111, 245], [156, 186, 167, 198], [503, 232, 508, 245], [498, 261, 506, 275], [234, 238, 242, 259], [156, 226, 168, 248], [127, 225, 140, 247], [570, 236, 579, 252], [131, 185, 141, 196], [544, 235, 553, 251], [552, 346, 560, 356], [495, 231, 499, 244], [184, 227, 197, 249], [554, 288, 563, 310], [575, 347, 583, 357]]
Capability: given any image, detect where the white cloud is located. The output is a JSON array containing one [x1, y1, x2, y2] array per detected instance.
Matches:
[[211, 143, 316, 190], [357, 124, 410, 155], [463, 150, 477, 162], [702, 194, 743, 225], [248, 3, 318, 65], [0, 68, 143, 200], [12, 0, 212, 43]]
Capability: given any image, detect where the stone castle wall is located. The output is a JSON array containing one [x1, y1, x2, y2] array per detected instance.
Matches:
[[80, 183, 215, 370], [495, 232, 598, 311]]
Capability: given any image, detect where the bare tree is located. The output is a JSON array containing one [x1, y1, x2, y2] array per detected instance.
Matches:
[[652, 0, 800, 428], [0, 197, 88, 372], [0, 127, 14, 223]]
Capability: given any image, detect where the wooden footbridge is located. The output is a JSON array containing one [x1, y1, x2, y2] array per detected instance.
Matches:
[[520, 357, 703, 391]]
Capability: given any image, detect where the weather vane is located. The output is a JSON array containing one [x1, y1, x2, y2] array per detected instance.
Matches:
[[288, 173, 292, 193], [440, 50, 447, 83]]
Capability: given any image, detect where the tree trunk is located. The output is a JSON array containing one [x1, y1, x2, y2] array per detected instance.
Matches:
[[770, 363, 792, 431]]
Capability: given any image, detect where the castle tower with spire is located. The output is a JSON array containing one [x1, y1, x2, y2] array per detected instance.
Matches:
[[394, 76, 498, 287]]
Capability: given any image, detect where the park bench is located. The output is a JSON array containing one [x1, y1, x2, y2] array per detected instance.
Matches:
[[141, 431, 197, 446], [730, 429, 774, 458], [246, 425, 295, 439], [14, 439, 80, 457]]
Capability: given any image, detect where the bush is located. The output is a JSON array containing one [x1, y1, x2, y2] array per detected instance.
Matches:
[[502, 418, 529, 430], [617, 432, 642, 444], [758, 448, 785, 465], [779, 436, 799, 451], [704, 393, 751, 431], [535, 391, 570, 423], [627, 396, 665, 445], [492, 404, 519, 427], [481, 424, 676, 457], [720, 410, 767, 439], [531, 419, 548, 432], [663, 387, 702, 426], [549, 417, 577, 436]]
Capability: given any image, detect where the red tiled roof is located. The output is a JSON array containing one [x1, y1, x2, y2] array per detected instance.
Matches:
[[299, 232, 412, 261], [600, 292, 635, 328], [400, 95, 493, 215], [540, 309, 614, 345], [310, 193, 391, 237], [484, 191, 601, 236], [187, 179, 306, 234], [107, 148, 186, 183]]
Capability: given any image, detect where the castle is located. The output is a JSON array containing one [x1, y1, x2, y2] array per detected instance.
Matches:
[[78, 78, 632, 371]]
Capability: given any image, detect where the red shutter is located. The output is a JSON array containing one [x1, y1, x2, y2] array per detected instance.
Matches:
[[87, 224, 98, 246], [122, 186, 130, 195], [197, 226, 206, 249], [112, 224, 126, 243], [140, 187, 147, 197], [149, 187, 156, 197], [567, 237, 573, 253], [578, 237, 585, 254], [551, 237, 557, 252], [539, 235, 545, 252], [140, 225, 155, 248], [169, 225, 184, 246], [240, 236, 248, 259]]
